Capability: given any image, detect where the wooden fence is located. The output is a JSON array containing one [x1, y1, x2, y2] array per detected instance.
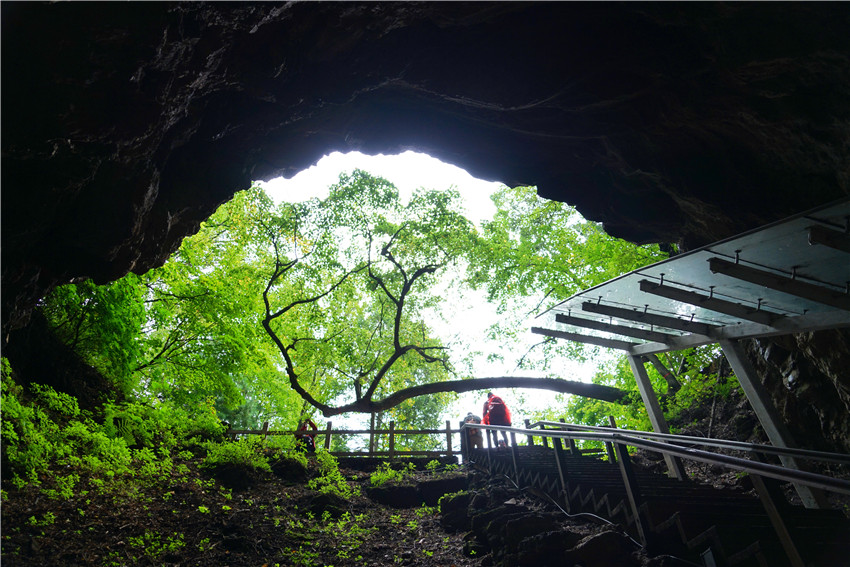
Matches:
[[226, 419, 462, 460]]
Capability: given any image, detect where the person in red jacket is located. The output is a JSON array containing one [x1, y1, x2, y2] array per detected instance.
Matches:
[[482, 392, 512, 448]]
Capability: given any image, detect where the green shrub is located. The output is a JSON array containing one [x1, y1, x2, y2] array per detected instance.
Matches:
[[265, 434, 302, 460], [369, 461, 415, 486], [307, 450, 358, 498], [127, 531, 186, 560], [103, 398, 225, 451], [30, 383, 81, 420], [201, 437, 271, 473], [1, 362, 224, 492], [2, 371, 63, 485], [425, 459, 459, 475]]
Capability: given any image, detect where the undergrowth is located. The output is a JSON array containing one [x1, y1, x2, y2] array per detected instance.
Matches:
[[370, 461, 417, 486], [1, 362, 353, 504], [1, 359, 388, 565]]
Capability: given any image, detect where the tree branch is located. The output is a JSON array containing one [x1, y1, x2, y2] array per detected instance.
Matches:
[[316, 376, 629, 417]]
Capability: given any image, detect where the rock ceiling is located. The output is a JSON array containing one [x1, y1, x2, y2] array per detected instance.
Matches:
[[3, 2, 849, 336]]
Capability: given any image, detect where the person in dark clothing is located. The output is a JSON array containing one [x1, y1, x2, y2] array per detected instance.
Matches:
[[482, 392, 512, 447], [462, 412, 484, 450], [295, 418, 318, 452]]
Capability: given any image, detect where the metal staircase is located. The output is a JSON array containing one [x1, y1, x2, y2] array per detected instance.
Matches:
[[467, 425, 850, 567]]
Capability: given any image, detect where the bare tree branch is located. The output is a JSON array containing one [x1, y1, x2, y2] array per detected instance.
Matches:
[[143, 282, 211, 304], [512, 337, 554, 372]]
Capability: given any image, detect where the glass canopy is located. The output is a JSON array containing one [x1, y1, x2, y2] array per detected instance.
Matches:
[[533, 199, 850, 355]]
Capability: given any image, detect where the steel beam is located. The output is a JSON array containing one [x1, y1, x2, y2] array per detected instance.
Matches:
[[808, 224, 850, 254], [627, 355, 686, 480], [750, 462, 805, 567], [719, 339, 829, 509], [531, 326, 636, 350], [555, 313, 676, 343], [638, 279, 781, 326], [628, 309, 850, 356], [708, 257, 850, 311], [582, 301, 717, 336]]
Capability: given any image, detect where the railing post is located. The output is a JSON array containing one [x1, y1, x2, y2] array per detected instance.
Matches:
[[560, 418, 580, 456], [552, 428, 571, 513], [524, 419, 535, 446], [459, 421, 469, 463], [540, 422, 550, 449], [600, 419, 617, 464], [324, 421, 332, 450], [388, 421, 396, 460], [609, 416, 648, 546], [369, 413, 376, 454], [261, 421, 269, 440], [446, 420, 453, 457], [510, 431, 520, 483], [605, 436, 617, 464]]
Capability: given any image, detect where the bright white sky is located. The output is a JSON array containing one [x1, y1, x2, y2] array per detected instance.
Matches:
[[257, 151, 604, 430], [260, 150, 500, 228]]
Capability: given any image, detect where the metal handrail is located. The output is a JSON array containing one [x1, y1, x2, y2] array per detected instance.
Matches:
[[531, 420, 850, 465], [463, 423, 850, 496]]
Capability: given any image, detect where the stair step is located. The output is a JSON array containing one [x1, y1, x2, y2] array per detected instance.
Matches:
[[478, 444, 848, 567]]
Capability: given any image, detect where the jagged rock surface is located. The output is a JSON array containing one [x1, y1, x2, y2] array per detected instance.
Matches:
[[4, 2, 850, 336], [748, 329, 850, 453]]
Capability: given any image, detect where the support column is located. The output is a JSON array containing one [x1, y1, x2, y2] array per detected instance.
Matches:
[[627, 355, 687, 480], [720, 339, 828, 509]]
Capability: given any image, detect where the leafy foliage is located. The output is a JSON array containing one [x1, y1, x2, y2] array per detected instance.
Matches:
[[257, 170, 477, 416], [307, 450, 359, 498], [1, 364, 224, 493], [369, 461, 416, 486], [201, 437, 271, 474], [466, 185, 668, 371], [36, 184, 304, 428], [135, 185, 300, 421], [40, 277, 145, 394]]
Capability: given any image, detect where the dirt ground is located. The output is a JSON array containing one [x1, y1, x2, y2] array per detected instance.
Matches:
[[1, 456, 481, 567]]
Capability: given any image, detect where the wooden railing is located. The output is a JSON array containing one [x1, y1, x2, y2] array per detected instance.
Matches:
[[226, 419, 462, 460]]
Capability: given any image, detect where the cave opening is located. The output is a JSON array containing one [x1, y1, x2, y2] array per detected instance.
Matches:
[[250, 150, 612, 428]]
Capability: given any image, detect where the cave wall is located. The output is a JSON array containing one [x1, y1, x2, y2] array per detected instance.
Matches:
[[748, 329, 850, 454], [2, 3, 850, 448]]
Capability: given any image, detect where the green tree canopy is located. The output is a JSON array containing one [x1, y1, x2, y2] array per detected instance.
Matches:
[[465, 185, 669, 371], [257, 170, 477, 417], [40, 174, 654, 428]]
